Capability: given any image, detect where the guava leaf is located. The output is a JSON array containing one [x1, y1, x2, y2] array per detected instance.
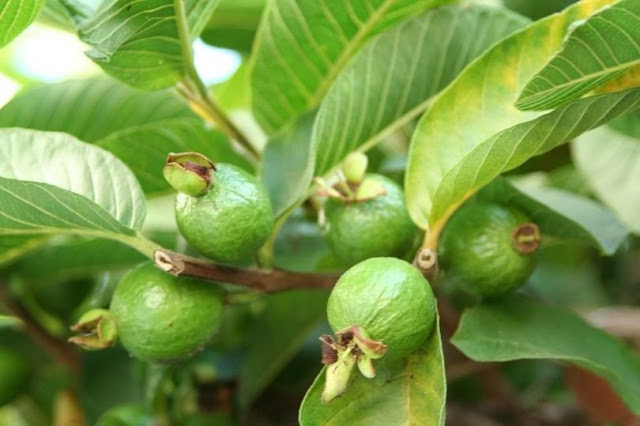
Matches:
[[313, 5, 529, 177], [11, 239, 146, 283], [405, 0, 640, 230], [262, 4, 529, 217], [0, 0, 45, 48], [0, 129, 147, 264], [97, 119, 252, 196], [573, 113, 640, 234], [237, 290, 329, 410], [516, 0, 640, 111], [0, 79, 194, 142], [478, 178, 627, 254], [0, 177, 137, 245], [451, 296, 640, 414], [201, 0, 265, 52], [74, 0, 220, 90], [262, 112, 317, 217], [249, 0, 449, 135], [299, 317, 446, 426]]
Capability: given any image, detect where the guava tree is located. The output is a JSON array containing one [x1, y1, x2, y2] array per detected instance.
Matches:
[[0, 0, 639, 424]]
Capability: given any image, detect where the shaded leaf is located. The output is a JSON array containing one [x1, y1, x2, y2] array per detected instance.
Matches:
[[250, 0, 449, 134], [262, 112, 316, 217], [0, 0, 45, 48], [201, 0, 266, 52], [405, 0, 640, 230], [299, 317, 445, 426], [97, 118, 252, 196], [237, 290, 328, 409], [503, 0, 577, 20], [76, 0, 220, 89], [517, 0, 640, 110], [0, 79, 193, 143], [478, 177, 627, 254], [451, 296, 640, 414], [573, 114, 640, 233]]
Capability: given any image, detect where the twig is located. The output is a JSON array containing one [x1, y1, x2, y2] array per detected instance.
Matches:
[[154, 250, 339, 293], [173, 0, 259, 162], [0, 282, 80, 376]]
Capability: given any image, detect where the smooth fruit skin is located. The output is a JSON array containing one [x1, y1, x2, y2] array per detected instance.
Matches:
[[176, 164, 273, 263], [110, 263, 223, 362], [0, 348, 30, 406], [439, 202, 536, 296], [324, 174, 418, 266], [327, 257, 436, 361]]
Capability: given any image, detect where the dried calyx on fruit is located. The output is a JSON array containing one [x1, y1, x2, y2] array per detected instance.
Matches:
[[164, 152, 273, 263], [439, 201, 540, 297], [322, 257, 436, 402], [69, 308, 118, 350], [317, 153, 419, 266]]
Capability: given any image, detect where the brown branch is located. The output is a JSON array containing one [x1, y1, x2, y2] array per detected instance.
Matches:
[[0, 282, 80, 376], [154, 250, 339, 293]]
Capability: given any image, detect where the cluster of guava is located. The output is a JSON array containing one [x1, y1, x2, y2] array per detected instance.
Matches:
[[63, 151, 539, 407]]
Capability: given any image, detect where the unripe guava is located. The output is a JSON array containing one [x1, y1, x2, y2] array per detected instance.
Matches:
[[324, 174, 418, 266], [439, 202, 539, 296], [110, 262, 223, 362], [327, 257, 436, 361], [175, 163, 273, 263]]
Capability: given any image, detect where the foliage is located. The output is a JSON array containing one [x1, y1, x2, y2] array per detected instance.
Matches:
[[0, 0, 638, 424]]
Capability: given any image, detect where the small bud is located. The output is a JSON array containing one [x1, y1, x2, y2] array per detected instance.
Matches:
[[355, 178, 387, 202], [69, 309, 117, 350], [163, 152, 216, 196], [342, 152, 368, 184]]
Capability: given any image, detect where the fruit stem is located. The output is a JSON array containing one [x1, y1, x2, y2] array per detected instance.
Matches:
[[154, 249, 339, 292]]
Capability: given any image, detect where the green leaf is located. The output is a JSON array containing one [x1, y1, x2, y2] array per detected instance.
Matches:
[[201, 0, 266, 52], [313, 4, 530, 177], [250, 0, 449, 134], [405, 0, 640, 230], [96, 118, 252, 196], [262, 112, 316, 217], [75, 0, 220, 89], [503, 0, 577, 20], [0, 129, 148, 264], [11, 239, 146, 283], [237, 290, 328, 409], [0, 177, 136, 243], [478, 177, 627, 254], [0, 129, 145, 228], [451, 296, 640, 415], [516, 0, 640, 111], [0, 0, 45, 48], [573, 116, 640, 233], [299, 317, 446, 426], [0, 79, 194, 143], [263, 5, 529, 217]]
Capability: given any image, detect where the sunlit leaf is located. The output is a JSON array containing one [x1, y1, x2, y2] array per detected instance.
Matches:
[[0, 0, 45, 48], [517, 0, 640, 110]]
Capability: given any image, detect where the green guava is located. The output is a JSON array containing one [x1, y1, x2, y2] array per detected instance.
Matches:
[[0, 347, 30, 406], [175, 163, 273, 263], [439, 202, 539, 296], [110, 262, 223, 362], [324, 174, 418, 266], [327, 257, 436, 361]]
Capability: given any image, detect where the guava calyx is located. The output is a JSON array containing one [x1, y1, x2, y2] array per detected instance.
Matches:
[[319, 325, 388, 402], [163, 152, 216, 196], [69, 308, 118, 350], [511, 222, 540, 254]]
